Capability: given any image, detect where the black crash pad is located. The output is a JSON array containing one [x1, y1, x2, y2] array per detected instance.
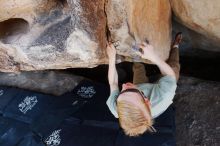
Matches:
[[0, 117, 30, 146], [0, 86, 20, 114], [43, 117, 118, 146], [0, 79, 176, 146], [3, 90, 54, 123], [70, 80, 117, 122]]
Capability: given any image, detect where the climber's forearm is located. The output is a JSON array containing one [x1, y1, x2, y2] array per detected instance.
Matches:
[[152, 56, 176, 78], [139, 43, 176, 79], [108, 57, 119, 92]]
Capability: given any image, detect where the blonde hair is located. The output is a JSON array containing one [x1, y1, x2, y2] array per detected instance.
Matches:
[[117, 100, 154, 136]]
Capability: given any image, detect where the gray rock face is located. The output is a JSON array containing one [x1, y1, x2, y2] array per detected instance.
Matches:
[[175, 76, 220, 146], [0, 71, 83, 96]]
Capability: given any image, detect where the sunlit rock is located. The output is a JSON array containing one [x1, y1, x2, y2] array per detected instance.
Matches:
[[170, 0, 220, 51], [105, 0, 172, 63], [0, 0, 107, 72]]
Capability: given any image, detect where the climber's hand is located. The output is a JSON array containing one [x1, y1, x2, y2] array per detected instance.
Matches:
[[107, 42, 116, 60], [138, 43, 159, 63]]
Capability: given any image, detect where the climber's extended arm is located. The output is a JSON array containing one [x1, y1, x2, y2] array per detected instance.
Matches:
[[107, 43, 119, 92], [138, 43, 176, 78]]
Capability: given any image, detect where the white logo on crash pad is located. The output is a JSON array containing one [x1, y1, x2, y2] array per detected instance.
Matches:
[[0, 90, 4, 96], [77, 86, 96, 98], [18, 96, 38, 114], [45, 129, 62, 146]]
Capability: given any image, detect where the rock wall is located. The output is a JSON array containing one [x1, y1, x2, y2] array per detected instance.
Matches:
[[0, 70, 83, 96], [0, 0, 172, 72], [0, 0, 107, 72], [172, 20, 220, 52], [170, 0, 220, 52], [105, 0, 172, 62], [2, 0, 220, 73]]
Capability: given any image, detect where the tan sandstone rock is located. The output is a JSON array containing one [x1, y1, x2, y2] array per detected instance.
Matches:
[[0, 0, 107, 72], [170, 0, 220, 51], [105, 0, 172, 63], [0, 0, 172, 72], [173, 20, 220, 52]]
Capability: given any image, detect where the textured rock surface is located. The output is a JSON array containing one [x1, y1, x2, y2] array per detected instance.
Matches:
[[175, 76, 220, 146], [106, 0, 172, 62], [0, 0, 172, 72], [170, 0, 220, 51], [0, 71, 83, 96], [0, 0, 107, 72], [173, 20, 220, 52]]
